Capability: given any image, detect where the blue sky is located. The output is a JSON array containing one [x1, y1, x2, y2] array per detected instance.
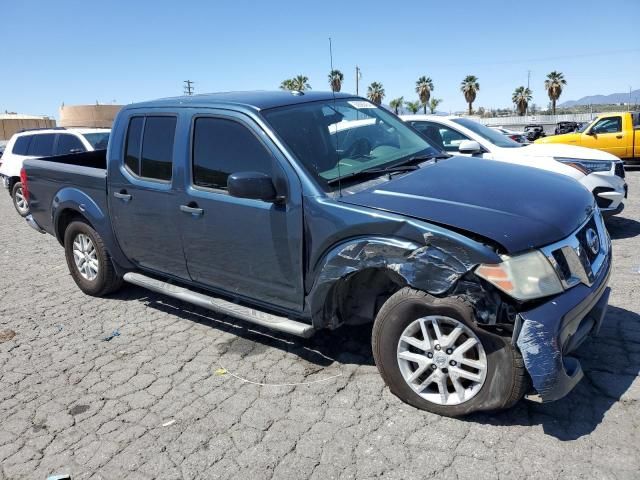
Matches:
[[2, 0, 639, 117]]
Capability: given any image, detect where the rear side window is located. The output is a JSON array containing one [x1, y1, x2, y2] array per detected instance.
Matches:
[[27, 133, 56, 157], [192, 117, 274, 190], [55, 134, 86, 155], [141, 117, 176, 181], [123, 116, 176, 181], [12, 135, 32, 155], [124, 117, 144, 174]]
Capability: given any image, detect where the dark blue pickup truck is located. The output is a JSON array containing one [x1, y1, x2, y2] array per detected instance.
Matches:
[[23, 91, 611, 416]]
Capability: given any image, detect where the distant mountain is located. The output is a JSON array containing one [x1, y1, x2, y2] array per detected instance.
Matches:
[[559, 89, 640, 107]]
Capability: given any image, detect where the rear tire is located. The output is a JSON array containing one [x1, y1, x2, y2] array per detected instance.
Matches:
[[12, 182, 29, 217], [64, 220, 123, 296], [372, 287, 528, 416]]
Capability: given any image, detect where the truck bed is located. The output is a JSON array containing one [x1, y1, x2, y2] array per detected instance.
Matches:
[[24, 150, 108, 237]]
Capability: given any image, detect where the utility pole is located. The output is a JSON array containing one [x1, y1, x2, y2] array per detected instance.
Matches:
[[355, 66, 361, 96], [629, 86, 632, 112], [526, 70, 531, 116], [183, 80, 195, 96]]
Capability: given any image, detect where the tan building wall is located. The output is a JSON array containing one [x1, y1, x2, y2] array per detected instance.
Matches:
[[59, 104, 123, 128], [0, 117, 56, 140]]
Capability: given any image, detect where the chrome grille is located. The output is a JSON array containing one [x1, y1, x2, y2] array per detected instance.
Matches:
[[541, 210, 610, 289]]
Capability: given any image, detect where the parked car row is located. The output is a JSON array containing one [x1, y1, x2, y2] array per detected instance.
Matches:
[[17, 91, 616, 417], [404, 115, 627, 215], [0, 127, 110, 216]]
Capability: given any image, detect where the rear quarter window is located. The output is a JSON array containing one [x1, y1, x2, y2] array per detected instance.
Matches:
[[12, 135, 32, 155]]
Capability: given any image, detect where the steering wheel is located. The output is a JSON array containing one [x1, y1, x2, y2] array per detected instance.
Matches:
[[343, 137, 372, 158]]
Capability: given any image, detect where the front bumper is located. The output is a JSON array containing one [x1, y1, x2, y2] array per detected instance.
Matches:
[[1, 174, 9, 189], [514, 236, 612, 403]]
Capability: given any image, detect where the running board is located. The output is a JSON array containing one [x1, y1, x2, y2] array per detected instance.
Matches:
[[123, 272, 315, 338]]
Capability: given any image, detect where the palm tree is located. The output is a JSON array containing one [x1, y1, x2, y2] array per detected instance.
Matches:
[[460, 75, 480, 115], [404, 100, 421, 114], [512, 86, 533, 116], [367, 82, 385, 105], [428, 98, 442, 114], [291, 75, 311, 91], [328, 70, 344, 92], [389, 96, 404, 114], [545, 71, 567, 115], [415, 76, 434, 114], [279, 79, 294, 91]]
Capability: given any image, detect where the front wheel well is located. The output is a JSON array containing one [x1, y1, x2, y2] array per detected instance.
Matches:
[[330, 268, 407, 327], [55, 209, 93, 246]]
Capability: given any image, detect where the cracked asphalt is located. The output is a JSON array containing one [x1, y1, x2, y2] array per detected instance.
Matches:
[[1, 171, 639, 480]]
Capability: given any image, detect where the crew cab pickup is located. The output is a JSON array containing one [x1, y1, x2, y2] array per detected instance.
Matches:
[[22, 91, 612, 416], [537, 112, 640, 164]]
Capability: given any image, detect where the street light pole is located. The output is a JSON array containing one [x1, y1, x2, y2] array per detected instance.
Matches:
[[355, 66, 360, 96]]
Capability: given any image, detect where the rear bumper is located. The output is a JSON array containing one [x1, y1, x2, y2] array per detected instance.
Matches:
[[514, 246, 611, 402]]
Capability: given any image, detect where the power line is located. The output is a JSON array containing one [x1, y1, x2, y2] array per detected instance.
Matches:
[[183, 80, 195, 96]]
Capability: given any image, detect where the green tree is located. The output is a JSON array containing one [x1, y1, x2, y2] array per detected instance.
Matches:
[[545, 71, 567, 115], [367, 82, 385, 105], [512, 86, 533, 116], [460, 75, 480, 115], [389, 96, 404, 114], [428, 98, 442, 114], [328, 69, 344, 92], [415, 76, 434, 114], [279, 79, 294, 90], [291, 75, 311, 91], [404, 100, 421, 114]]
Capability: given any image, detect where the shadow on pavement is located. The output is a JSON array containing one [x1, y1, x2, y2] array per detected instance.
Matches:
[[111, 287, 638, 441], [466, 305, 640, 440], [606, 214, 640, 240]]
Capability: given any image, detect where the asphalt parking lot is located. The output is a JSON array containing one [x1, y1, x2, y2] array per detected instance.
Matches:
[[1, 171, 639, 480]]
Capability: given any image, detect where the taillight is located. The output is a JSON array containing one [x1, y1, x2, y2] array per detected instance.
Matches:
[[510, 135, 520, 141], [20, 167, 29, 201]]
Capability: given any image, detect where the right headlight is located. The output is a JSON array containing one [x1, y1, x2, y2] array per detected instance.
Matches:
[[475, 250, 563, 301]]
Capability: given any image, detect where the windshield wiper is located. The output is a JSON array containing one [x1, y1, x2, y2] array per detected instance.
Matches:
[[326, 153, 449, 185]]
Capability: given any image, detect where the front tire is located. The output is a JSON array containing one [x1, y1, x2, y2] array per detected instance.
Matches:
[[64, 220, 123, 296], [12, 182, 29, 217], [372, 287, 528, 416]]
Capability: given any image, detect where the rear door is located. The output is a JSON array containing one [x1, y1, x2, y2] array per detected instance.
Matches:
[[582, 115, 627, 157], [108, 114, 189, 279], [179, 111, 304, 311]]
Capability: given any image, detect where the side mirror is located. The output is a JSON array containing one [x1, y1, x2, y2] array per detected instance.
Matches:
[[227, 171, 283, 203], [586, 129, 596, 136], [458, 140, 482, 154]]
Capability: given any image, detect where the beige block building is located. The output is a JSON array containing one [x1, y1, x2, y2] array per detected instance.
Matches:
[[0, 114, 56, 140], [59, 104, 123, 128]]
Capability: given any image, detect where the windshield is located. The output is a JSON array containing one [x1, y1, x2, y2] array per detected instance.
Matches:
[[82, 132, 110, 150], [452, 118, 523, 148], [262, 98, 439, 190], [577, 122, 590, 133]]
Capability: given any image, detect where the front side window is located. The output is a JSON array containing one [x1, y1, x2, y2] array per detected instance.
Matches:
[[192, 117, 274, 190], [591, 117, 622, 134], [55, 134, 86, 155], [410, 121, 469, 152], [262, 98, 438, 190], [123, 116, 176, 181], [12, 135, 32, 155], [27, 133, 56, 157]]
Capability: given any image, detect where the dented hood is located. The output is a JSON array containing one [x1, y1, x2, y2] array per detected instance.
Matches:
[[338, 156, 594, 253]]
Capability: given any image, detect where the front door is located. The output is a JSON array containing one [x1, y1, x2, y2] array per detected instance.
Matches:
[[180, 113, 304, 311], [108, 114, 190, 279], [581, 115, 627, 157]]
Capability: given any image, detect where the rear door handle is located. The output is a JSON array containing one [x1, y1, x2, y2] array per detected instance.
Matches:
[[113, 191, 132, 202], [180, 204, 204, 216]]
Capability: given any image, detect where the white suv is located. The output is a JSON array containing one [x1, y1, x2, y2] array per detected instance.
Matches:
[[402, 115, 627, 216], [0, 128, 110, 216]]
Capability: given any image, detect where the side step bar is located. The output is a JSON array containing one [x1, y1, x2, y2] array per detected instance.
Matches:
[[123, 272, 315, 338]]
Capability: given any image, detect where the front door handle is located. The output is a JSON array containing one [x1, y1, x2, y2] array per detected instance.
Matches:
[[180, 204, 204, 216], [616, 135, 623, 139], [113, 191, 132, 202]]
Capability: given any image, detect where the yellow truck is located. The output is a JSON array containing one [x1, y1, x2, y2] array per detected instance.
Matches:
[[536, 112, 639, 164]]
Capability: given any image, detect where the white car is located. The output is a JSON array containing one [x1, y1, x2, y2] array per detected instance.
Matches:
[[402, 115, 627, 216], [0, 127, 110, 216]]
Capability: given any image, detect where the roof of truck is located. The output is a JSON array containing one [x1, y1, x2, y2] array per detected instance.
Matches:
[[126, 91, 356, 111]]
